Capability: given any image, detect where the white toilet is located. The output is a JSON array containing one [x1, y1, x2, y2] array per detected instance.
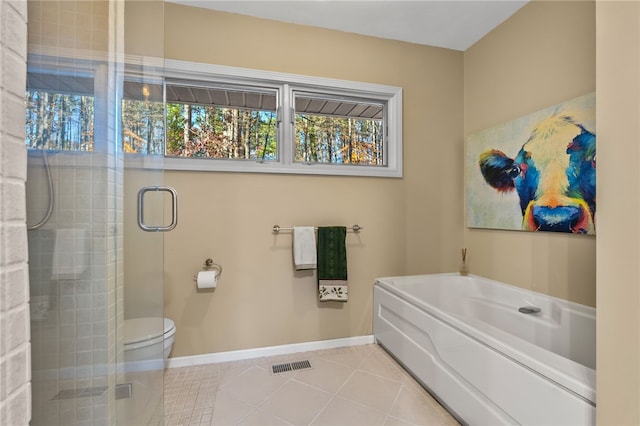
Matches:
[[123, 317, 176, 363]]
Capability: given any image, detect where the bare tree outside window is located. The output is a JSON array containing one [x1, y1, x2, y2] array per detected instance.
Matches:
[[26, 63, 401, 176], [295, 114, 383, 165], [25, 90, 94, 151], [121, 99, 164, 155], [294, 94, 385, 166]]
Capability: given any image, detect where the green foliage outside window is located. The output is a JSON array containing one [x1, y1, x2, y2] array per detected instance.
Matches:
[[27, 93, 384, 167], [164, 104, 278, 160], [295, 113, 383, 165]]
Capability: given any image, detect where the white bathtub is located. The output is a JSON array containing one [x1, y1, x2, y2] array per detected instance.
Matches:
[[373, 273, 595, 425]]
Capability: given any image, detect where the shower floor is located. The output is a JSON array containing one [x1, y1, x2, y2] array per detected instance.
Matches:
[[160, 343, 459, 426]]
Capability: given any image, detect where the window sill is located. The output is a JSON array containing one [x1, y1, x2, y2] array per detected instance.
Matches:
[[124, 155, 402, 178]]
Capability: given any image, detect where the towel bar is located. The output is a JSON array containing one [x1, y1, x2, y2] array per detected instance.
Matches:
[[272, 224, 363, 234]]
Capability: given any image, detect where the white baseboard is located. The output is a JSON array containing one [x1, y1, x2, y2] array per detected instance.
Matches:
[[165, 335, 375, 369]]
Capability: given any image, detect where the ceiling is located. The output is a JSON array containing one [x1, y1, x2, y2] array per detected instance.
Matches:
[[167, 0, 529, 51]]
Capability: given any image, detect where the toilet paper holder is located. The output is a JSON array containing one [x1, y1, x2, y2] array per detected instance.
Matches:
[[193, 258, 222, 282]]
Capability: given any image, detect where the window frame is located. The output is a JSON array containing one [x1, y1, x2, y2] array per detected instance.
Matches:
[[26, 55, 403, 177], [26, 56, 99, 153], [163, 77, 281, 162], [160, 60, 403, 178]]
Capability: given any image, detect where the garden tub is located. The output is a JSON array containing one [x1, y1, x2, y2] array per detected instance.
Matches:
[[373, 273, 595, 425]]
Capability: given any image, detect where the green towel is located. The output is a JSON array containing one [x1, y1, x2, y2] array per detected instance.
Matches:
[[317, 226, 348, 302]]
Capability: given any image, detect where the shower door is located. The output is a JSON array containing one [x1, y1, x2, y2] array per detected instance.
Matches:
[[25, 1, 167, 424]]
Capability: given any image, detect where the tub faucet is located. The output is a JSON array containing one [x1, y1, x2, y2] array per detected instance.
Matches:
[[460, 248, 468, 276]]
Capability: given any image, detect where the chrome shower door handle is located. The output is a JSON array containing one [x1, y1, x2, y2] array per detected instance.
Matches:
[[137, 186, 178, 232]]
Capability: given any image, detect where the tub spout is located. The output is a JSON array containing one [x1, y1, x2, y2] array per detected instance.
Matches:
[[518, 306, 541, 314], [460, 248, 468, 276]]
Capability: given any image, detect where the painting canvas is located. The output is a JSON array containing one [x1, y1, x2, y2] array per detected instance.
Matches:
[[466, 93, 596, 234]]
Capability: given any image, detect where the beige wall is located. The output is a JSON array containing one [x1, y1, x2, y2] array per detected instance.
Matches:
[[596, 2, 640, 424], [463, 1, 596, 306], [122, 3, 463, 356], [97, 1, 640, 424], [125, 0, 601, 357]]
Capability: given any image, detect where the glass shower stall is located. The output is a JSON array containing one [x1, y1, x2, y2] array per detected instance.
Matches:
[[25, 1, 170, 424]]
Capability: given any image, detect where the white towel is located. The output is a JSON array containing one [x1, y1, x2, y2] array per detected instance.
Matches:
[[52, 228, 89, 279], [293, 227, 317, 270]]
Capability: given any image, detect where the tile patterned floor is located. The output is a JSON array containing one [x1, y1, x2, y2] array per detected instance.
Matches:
[[163, 344, 460, 426]]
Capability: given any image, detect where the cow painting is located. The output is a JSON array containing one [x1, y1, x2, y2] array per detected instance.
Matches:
[[478, 113, 596, 234]]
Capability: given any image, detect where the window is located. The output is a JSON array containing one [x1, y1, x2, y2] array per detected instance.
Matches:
[[26, 58, 403, 177], [161, 60, 403, 177], [122, 81, 164, 155], [164, 82, 278, 161], [25, 72, 95, 151], [293, 92, 385, 166]]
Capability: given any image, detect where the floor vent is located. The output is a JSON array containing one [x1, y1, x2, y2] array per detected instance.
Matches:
[[52, 386, 108, 400], [271, 360, 312, 375], [291, 360, 312, 371], [115, 383, 133, 400]]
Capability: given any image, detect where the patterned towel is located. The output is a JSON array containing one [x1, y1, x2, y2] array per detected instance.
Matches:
[[317, 226, 348, 302]]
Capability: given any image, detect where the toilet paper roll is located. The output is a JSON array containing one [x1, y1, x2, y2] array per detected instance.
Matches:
[[196, 270, 218, 289]]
